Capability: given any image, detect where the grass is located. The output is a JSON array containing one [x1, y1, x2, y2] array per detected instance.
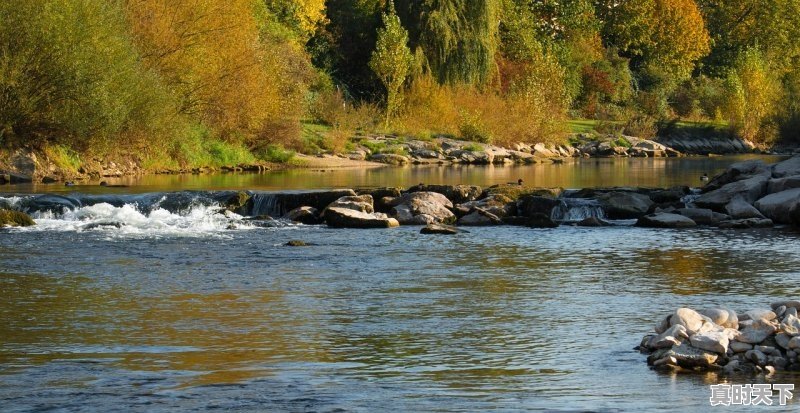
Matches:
[[258, 144, 295, 163], [44, 145, 82, 173]]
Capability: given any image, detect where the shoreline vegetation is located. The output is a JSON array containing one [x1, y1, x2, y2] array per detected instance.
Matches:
[[3, 1, 800, 185]]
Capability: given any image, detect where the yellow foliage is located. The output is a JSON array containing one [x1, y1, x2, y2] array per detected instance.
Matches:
[[125, 0, 305, 148]]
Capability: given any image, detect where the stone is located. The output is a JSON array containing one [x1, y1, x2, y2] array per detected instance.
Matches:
[[717, 218, 774, 229], [635, 213, 697, 228], [781, 315, 800, 336], [671, 308, 707, 334], [325, 195, 374, 214], [285, 240, 310, 247], [772, 155, 800, 178], [325, 207, 400, 229], [698, 308, 739, 329], [676, 208, 726, 225], [648, 324, 690, 350], [767, 176, 800, 194], [695, 174, 769, 211], [458, 209, 502, 226], [370, 153, 410, 165], [598, 192, 654, 219], [790, 336, 800, 350], [738, 319, 777, 344], [420, 224, 463, 235], [745, 349, 768, 366], [664, 342, 718, 368], [406, 184, 482, 204], [0, 209, 36, 227], [576, 217, 612, 227], [518, 196, 562, 218], [691, 331, 730, 354], [730, 341, 753, 353], [655, 315, 672, 334], [702, 159, 771, 192], [389, 192, 455, 225], [283, 206, 320, 225], [746, 309, 777, 321], [528, 213, 559, 228], [772, 300, 800, 310], [724, 196, 766, 219], [754, 188, 800, 224]]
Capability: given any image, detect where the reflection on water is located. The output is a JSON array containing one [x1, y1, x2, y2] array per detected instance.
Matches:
[[1, 224, 799, 411], [5, 155, 786, 194]]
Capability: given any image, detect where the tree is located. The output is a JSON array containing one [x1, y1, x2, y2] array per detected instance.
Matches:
[[722, 48, 781, 142], [370, 6, 414, 128], [601, 0, 710, 81]]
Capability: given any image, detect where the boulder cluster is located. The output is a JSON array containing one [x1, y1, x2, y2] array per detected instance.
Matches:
[[639, 302, 800, 374]]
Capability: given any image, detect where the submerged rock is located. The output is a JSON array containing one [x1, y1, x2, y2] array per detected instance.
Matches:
[[636, 213, 697, 228], [420, 223, 464, 235], [717, 218, 774, 229], [528, 213, 559, 228], [0, 209, 35, 227], [576, 217, 611, 227], [285, 240, 311, 247]]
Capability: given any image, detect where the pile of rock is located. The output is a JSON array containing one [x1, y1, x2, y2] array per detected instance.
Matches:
[[639, 302, 800, 374]]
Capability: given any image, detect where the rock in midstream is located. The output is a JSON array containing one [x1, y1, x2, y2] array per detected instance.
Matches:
[[639, 301, 800, 374]]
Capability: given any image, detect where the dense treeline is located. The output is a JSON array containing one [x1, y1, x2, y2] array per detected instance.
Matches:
[[1, 0, 799, 168]]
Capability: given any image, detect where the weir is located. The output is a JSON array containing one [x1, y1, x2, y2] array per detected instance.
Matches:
[[550, 198, 606, 222]]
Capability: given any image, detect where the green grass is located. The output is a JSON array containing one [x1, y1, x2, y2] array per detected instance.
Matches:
[[258, 144, 296, 163], [462, 143, 484, 152], [44, 145, 82, 173], [567, 119, 601, 134]]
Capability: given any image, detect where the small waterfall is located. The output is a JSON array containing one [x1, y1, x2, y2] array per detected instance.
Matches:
[[551, 198, 605, 222], [250, 193, 283, 217], [681, 189, 702, 208]]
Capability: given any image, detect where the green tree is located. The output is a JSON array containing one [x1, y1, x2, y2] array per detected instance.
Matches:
[[722, 48, 782, 142], [370, 6, 414, 127]]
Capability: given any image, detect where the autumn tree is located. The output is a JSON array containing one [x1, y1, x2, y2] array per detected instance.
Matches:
[[723, 48, 782, 142], [370, 6, 414, 127], [601, 0, 710, 81]]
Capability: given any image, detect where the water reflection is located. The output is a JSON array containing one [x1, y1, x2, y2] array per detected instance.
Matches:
[[4, 155, 786, 194]]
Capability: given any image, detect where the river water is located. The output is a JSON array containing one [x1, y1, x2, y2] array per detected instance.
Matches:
[[1, 156, 799, 412]]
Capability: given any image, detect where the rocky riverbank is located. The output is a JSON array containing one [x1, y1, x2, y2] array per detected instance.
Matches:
[[3, 132, 795, 185], [639, 302, 800, 374]]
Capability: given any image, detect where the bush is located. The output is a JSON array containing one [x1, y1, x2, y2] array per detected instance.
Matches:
[[623, 115, 657, 139], [258, 144, 296, 163]]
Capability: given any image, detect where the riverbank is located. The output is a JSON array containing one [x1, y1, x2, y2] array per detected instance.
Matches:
[[2, 133, 796, 186]]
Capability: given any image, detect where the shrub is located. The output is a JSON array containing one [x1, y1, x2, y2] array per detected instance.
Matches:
[[623, 115, 658, 139]]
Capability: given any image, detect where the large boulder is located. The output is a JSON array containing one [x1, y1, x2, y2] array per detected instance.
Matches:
[[457, 208, 503, 226], [389, 192, 455, 225], [324, 195, 374, 214], [754, 188, 800, 224], [0, 209, 35, 227], [702, 159, 771, 192], [357, 187, 402, 212], [767, 176, 800, 194], [675, 208, 728, 225], [694, 174, 769, 211], [598, 192, 654, 219], [724, 196, 766, 219], [772, 156, 800, 178], [325, 208, 400, 228], [636, 213, 697, 228], [406, 184, 482, 204], [518, 196, 562, 218], [283, 206, 320, 225]]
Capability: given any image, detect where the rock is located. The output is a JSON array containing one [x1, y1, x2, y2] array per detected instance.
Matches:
[[698, 308, 739, 329], [671, 308, 707, 334], [636, 213, 697, 228], [576, 217, 612, 227], [357, 187, 402, 212], [655, 315, 672, 334], [746, 309, 777, 321], [648, 324, 690, 349], [420, 223, 463, 235], [717, 218, 774, 229], [724, 196, 766, 219], [695, 174, 769, 211], [283, 206, 320, 225], [598, 192, 654, 219], [745, 349, 768, 366], [248, 189, 357, 217], [780, 314, 800, 336], [224, 191, 251, 214], [325, 195, 374, 214], [649, 187, 690, 203], [0, 209, 36, 227], [772, 155, 800, 178], [0, 171, 32, 184], [738, 319, 777, 344], [285, 240, 311, 247], [789, 336, 800, 349], [772, 300, 800, 310], [754, 188, 800, 224], [406, 184, 482, 204], [518, 195, 562, 218], [390, 192, 455, 225], [767, 176, 800, 194], [691, 331, 730, 354], [664, 342, 719, 368], [458, 208, 503, 226], [730, 341, 753, 353], [325, 208, 400, 229], [528, 213, 559, 228], [675, 208, 727, 225], [371, 153, 410, 165], [702, 159, 771, 192]]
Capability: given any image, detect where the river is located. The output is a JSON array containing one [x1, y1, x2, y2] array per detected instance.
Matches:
[[1, 155, 799, 412]]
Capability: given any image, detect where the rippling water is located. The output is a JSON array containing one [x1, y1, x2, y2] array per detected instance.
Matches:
[[2, 156, 800, 411], [1, 222, 800, 411]]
